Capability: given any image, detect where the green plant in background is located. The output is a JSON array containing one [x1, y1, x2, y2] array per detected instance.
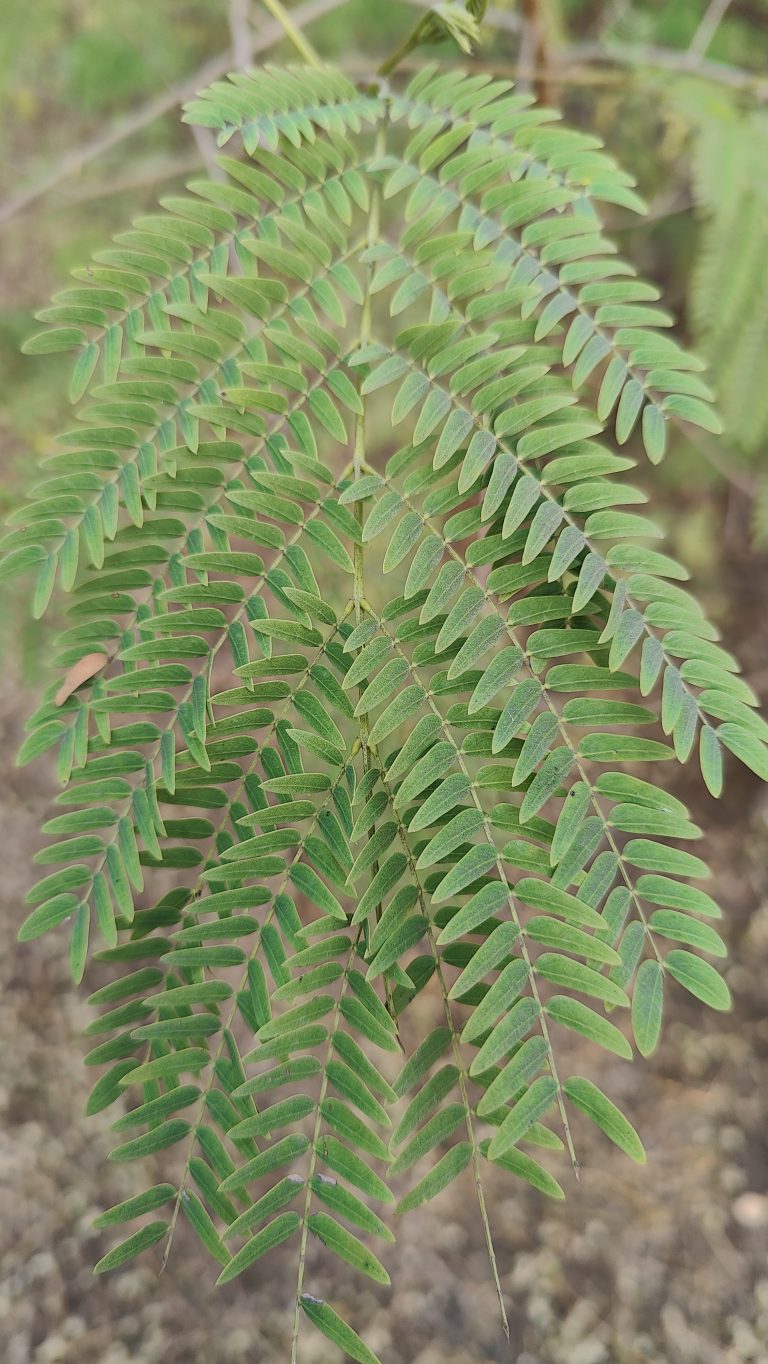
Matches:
[[689, 101, 768, 456], [6, 34, 768, 1364], [670, 82, 768, 539]]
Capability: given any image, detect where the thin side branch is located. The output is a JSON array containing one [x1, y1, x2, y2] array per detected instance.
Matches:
[[520, 0, 556, 105], [229, 0, 255, 67], [60, 154, 201, 203], [572, 37, 768, 99], [688, 0, 734, 60], [189, 124, 225, 181]]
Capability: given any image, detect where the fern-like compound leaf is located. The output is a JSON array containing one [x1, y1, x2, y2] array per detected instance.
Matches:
[[7, 62, 767, 1362]]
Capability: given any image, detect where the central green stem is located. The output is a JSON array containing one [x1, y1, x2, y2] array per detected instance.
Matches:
[[378, 24, 423, 78], [352, 123, 383, 624], [289, 116, 387, 1363]]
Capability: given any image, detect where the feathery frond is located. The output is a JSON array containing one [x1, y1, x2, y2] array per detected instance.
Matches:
[[677, 82, 768, 460], [8, 62, 766, 1362]]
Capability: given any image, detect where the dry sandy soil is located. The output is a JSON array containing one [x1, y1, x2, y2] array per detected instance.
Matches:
[[2, 561, 768, 1363]]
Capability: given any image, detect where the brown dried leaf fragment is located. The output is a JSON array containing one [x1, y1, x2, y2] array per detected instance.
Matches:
[[55, 652, 106, 706]]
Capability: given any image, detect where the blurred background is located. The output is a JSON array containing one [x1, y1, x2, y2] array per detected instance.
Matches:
[[1, 2, 767, 1361]]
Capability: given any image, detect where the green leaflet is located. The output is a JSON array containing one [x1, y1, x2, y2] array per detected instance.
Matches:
[[520, 747, 574, 822], [546, 995, 632, 1059], [396, 1142, 473, 1213], [493, 678, 542, 753], [216, 1213, 300, 1285], [307, 1211, 391, 1284], [481, 1140, 565, 1201], [93, 1185, 177, 1229], [388, 1104, 466, 1176], [526, 916, 620, 966], [391, 1065, 459, 1146], [289, 864, 347, 920], [436, 880, 509, 944], [94, 1221, 168, 1274], [514, 880, 604, 931], [563, 1077, 646, 1164], [449, 922, 521, 1000], [109, 1118, 192, 1163], [578, 735, 674, 763], [461, 960, 528, 1044], [487, 1077, 559, 1160], [631, 959, 664, 1057], [317, 1133, 395, 1204], [219, 1134, 311, 1195], [468, 646, 524, 711], [665, 950, 732, 1011], [476, 1037, 549, 1117], [182, 1191, 231, 1267], [648, 910, 726, 956], [300, 1296, 383, 1364], [327, 1053, 392, 1124], [311, 1175, 395, 1243], [469, 997, 541, 1077], [535, 954, 629, 1009]]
